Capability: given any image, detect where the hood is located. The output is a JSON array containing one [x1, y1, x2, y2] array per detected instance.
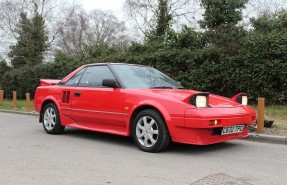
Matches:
[[133, 89, 241, 108]]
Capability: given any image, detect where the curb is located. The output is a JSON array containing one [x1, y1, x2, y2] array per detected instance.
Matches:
[[0, 109, 38, 116], [245, 133, 287, 145]]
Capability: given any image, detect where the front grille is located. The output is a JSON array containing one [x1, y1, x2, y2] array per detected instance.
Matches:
[[211, 128, 223, 135]]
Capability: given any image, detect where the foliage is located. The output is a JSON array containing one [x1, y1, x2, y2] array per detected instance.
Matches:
[[0, 60, 11, 89], [250, 11, 287, 33], [8, 12, 31, 68], [200, 0, 248, 29], [1, 2, 287, 105], [153, 0, 172, 37], [199, 0, 248, 55], [8, 6, 48, 68], [233, 11, 287, 104], [2, 65, 37, 99]]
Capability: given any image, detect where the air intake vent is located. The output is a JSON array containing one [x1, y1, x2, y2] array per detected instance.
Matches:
[[62, 91, 70, 103]]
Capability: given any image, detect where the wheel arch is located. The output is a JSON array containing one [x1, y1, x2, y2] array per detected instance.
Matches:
[[128, 104, 171, 136], [39, 97, 60, 123]]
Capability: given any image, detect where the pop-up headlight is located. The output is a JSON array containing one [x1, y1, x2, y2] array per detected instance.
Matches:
[[231, 93, 248, 106], [189, 93, 209, 108]]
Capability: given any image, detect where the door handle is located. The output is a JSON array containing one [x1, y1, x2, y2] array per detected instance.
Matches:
[[74, 92, 81, 97]]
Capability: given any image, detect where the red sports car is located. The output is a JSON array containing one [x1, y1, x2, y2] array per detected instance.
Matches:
[[34, 63, 256, 152]]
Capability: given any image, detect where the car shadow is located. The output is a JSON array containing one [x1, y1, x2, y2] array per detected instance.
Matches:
[[167, 141, 243, 155], [61, 128, 244, 154], [62, 128, 135, 149]]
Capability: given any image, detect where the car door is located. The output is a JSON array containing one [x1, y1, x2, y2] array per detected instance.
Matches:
[[59, 67, 87, 125], [70, 65, 125, 130]]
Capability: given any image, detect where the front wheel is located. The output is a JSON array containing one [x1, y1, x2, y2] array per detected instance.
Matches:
[[132, 109, 171, 153], [42, 103, 65, 134]]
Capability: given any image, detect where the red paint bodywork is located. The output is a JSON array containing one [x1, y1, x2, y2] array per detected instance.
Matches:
[[34, 64, 256, 145]]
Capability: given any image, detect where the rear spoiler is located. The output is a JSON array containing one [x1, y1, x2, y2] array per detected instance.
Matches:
[[40, 79, 61, 86]]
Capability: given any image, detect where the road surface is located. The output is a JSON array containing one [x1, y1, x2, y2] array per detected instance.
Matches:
[[0, 112, 286, 185]]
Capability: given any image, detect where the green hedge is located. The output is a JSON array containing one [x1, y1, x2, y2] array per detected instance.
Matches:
[[1, 14, 286, 104]]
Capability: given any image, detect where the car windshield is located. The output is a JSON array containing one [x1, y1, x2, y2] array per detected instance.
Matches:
[[111, 64, 183, 89]]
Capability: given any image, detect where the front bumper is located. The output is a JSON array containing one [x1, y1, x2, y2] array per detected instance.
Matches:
[[171, 126, 249, 145], [168, 107, 256, 145]]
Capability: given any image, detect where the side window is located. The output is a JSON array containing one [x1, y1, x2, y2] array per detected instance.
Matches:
[[78, 66, 115, 87], [64, 68, 86, 86]]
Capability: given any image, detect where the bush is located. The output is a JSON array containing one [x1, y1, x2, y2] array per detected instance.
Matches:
[[1, 12, 287, 104]]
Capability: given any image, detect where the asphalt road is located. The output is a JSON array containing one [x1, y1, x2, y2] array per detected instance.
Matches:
[[0, 112, 286, 185]]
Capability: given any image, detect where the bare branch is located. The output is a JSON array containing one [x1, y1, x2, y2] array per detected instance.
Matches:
[[124, 0, 202, 34]]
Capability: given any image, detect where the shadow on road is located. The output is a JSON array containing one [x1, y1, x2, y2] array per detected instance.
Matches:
[[59, 128, 244, 154], [167, 141, 242, 155], [62, 127, 135, 148]]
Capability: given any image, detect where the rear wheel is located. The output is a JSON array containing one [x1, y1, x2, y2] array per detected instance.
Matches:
[[42, 103, 65, 134], [132, 109, 170, 153]]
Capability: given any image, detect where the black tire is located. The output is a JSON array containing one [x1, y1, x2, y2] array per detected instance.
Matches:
[[42, 103, 65, 134], [132, 109, 171, 153]]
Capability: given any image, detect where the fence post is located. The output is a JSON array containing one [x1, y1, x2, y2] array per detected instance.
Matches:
[[0, 90, 3, 104], [26, 93, 30, 112], [13, 91, 17, 109], [257, 98, 265, 133]]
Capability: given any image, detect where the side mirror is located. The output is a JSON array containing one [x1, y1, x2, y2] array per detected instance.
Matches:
[[102, 79, 120, 88]]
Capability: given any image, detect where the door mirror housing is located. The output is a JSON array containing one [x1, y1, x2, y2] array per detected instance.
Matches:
[[102, 79, 120, 88]]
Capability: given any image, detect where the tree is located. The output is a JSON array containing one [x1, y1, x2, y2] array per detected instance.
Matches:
[[31, 2, 49, 64], [0, 59, 10, 89], [245, 0, 287, 18], [144, 0, 173, 40], [124, 0, 201, 36], [8, 12, 32, 68], [55, 8, 130, 56], [8, 3, 48, 68], [0, 0, 77, 60], [232, 10, 287, 103], [250, 10, 287, 33], [199, 0, 248, 54], [200, 0, 248, 29], [155, 0, 171, 37]]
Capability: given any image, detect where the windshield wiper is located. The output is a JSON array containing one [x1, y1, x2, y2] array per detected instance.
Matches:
[[150, 86, 174, 89]]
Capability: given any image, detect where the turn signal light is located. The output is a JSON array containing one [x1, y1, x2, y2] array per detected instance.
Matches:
[[209, 120, 218, 126]]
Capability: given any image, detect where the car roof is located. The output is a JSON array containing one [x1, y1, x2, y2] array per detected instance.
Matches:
[[60, 62, 149, 83], [84, 62, 147, 68]]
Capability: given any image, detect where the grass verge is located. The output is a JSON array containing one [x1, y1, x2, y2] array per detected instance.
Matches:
[[252, 105, 287, 131], [252, 105, 287, 119], [0, 100, 34, 112]]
